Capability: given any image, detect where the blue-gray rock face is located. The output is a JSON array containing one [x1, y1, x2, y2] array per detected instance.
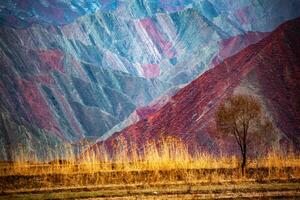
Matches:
[[1, 0, 300, 160]]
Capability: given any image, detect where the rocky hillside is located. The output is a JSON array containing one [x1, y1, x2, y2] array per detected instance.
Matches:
[[1, 0, 300, 160], [97, 17, 300, 156]]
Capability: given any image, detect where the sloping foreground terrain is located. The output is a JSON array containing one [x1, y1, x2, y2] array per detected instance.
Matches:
[[97, 17, 300, 155]]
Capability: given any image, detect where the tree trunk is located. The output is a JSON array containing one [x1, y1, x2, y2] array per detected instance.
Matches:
[[241, 150, 247, 177]]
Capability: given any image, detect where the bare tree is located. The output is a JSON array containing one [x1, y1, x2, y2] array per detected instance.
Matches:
[[216, 94, 273, 176]]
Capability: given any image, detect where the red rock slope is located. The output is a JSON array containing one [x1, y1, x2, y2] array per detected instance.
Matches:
[[97, 17, 300, 155], [210, 31, 269, 68]]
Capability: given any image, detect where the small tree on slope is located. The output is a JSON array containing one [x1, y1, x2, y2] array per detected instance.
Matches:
[[215, 94, 273, 176]]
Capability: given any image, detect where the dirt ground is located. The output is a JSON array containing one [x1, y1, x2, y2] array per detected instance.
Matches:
[[1, 181, 300, 199], [1, 166, 300, 199]]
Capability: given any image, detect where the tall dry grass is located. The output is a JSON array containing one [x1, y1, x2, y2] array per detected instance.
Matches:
[[0, 137, 297, 174], [0, 136, 299, 185]]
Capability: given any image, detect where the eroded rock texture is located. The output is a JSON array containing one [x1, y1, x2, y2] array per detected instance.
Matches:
[[1, 0, 300, 160]]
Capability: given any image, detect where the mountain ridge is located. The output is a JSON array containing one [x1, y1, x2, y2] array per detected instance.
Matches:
[[1, 1, 300, 160], [95, 17, 300, 156]]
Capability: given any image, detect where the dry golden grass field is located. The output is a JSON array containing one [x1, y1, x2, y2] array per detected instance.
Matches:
[[1, 138, 300, 199]]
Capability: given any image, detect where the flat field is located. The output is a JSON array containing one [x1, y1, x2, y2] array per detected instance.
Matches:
[[1, 164, 300, 200], [1, 180, 300, 199], [1, 148, 300, 199]]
